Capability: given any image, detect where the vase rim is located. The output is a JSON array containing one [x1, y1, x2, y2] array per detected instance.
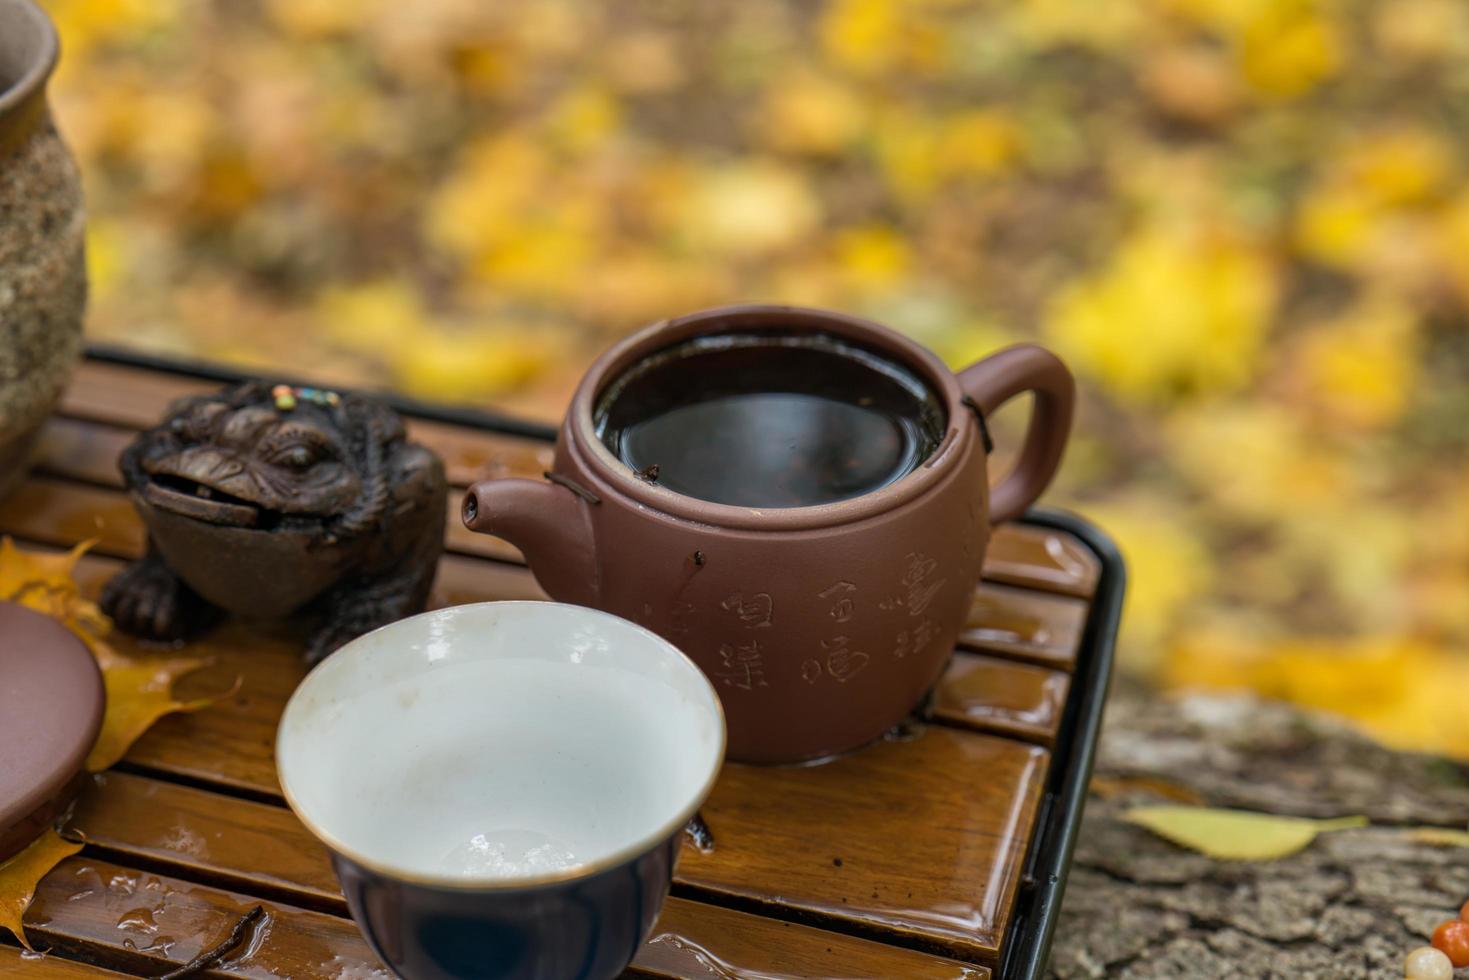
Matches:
[[0, 0, 59, 140]]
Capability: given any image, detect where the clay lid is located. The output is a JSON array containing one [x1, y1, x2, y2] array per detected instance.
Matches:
[[0, 600, 104, 860]]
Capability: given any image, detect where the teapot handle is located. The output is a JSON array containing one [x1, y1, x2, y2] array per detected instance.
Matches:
[[956, 344, 1075, 525]]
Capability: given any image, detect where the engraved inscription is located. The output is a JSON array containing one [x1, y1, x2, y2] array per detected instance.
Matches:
[[721, 592, 773, 629], [900, 552, 945, 616], [895, 616, 942, 660], [880, 552, 949, 616], [821, 635, 870, 683], [801, 658, 823, 683], [715, 640, 769, 691], [818, 580, 857, 623]]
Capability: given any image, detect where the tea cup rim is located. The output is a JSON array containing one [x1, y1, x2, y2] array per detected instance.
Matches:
[[565, 303, 977, 531], [276, 600, 727, 891]]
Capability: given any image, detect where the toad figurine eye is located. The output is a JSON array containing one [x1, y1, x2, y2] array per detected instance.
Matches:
[[273, 444, 319, 470]]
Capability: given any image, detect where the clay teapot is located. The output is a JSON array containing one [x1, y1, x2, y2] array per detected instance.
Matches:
[[463, 305, 1074, 763]]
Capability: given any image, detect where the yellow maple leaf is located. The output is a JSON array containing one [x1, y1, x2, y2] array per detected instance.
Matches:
[[831, 224, 911, 290], [0, 538, 109, 643], [0, 829, 83, 951], [1013, 0, 1145, 50], [263, 0, 379, 39], [392, 327, 562, 402], [317, 278, 427, 355], [680, 160, 822, 257], [935, 109, 1022, 179], [819, 0, 945, 76], [1289, 299, 1420, 431], [1295, 183, 1380, 268], [1436, 191, 1469, 302], [423, 134, 548, 263], [1238, 9, 1343, 100], [1347, 129, 1454, 206], [1372, 0, 1469, 62], [871, 108, 941, 203], [1123, 806, 1366, 860], [544, 84, 622, 155], [758, 68, 866, 156], [1044, 223, 1278, 404], [1081, 497, 1215, 674], [1166, 632, 1469, 759], [1163, 403, 1341, 520], [1407, 828, 1469, 847]]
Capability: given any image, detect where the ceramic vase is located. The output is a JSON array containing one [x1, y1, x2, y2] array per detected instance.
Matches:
[[0, 0, 86, 499]]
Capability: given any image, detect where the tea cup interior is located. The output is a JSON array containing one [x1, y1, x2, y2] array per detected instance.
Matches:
[[277, 601, 725, 886]]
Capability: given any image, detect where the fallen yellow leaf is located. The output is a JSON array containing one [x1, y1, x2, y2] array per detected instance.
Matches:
[[86, 652, 238, 773], [1406, 828, 1469, 848], [0, 829, 83, 951], [0, 538, 108, 642], [1122, 806, 1367, 860]]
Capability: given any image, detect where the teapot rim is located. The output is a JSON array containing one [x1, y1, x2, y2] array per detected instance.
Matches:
[[564, 303, 980, 532]]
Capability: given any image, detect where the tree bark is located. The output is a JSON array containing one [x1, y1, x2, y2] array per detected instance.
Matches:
[[1050, 686, 1469, 979]]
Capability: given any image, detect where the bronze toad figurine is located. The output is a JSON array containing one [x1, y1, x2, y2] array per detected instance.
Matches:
[[101, 381, 446, 662]]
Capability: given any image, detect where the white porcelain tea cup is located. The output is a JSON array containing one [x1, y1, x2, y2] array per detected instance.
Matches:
[[277, 601, 726, 980]]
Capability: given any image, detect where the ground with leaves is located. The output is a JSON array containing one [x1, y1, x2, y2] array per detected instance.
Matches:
[[38, 0, 1469, 757], [1054, 688, 1469, 977]]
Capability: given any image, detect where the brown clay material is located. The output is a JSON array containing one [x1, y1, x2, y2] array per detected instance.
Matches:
[[100, 382, 447, 663], [0, 600, 104, 861], [464, 304, 1074, 763]]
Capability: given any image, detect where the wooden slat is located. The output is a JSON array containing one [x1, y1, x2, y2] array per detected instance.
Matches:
[[680, 732, 1047, 960], [0, 477, 147, 557], [56, 362, 1101, 598], [65, 773, 990, 978], [72, 772, 339, 909], [0, 948, 132, 978], [26, 856, 392, 979], [934, 654, 1070, 745], [640, 899, 989, 978], [958, 583, 1088, 671]]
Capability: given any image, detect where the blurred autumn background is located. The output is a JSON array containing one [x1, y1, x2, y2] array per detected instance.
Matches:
[[41, 0, 1469, 755]]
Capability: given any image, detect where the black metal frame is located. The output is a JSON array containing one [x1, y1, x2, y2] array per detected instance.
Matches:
[[996, 509, 1122, 980], [83, 344, 1123, 979]]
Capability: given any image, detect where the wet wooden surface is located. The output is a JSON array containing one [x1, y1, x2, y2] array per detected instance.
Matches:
[[1, 356, 1105, 977]]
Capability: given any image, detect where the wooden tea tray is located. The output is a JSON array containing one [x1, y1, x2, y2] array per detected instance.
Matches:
[[0, 349, 1122, 979]]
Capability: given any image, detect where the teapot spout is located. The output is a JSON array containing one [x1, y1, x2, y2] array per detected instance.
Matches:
[[461, 478, 598, 605]]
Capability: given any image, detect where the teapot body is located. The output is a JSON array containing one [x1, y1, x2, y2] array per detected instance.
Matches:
[[464, 305, 1073, 764]]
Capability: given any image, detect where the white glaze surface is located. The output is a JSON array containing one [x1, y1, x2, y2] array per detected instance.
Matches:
[[277, 602, 725, 886]]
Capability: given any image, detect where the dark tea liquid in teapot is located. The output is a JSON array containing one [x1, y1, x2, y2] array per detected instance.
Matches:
[[593, 332, 946, 508]]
